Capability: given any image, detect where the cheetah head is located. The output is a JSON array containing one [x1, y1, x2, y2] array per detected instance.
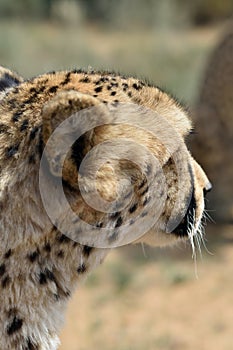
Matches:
[[39, 86, 211, 253]]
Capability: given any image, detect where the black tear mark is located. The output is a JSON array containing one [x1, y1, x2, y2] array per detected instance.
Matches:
[[7, 316, 23, 335]]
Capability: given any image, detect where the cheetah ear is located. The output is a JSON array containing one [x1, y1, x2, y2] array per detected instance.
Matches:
[[41, 90, 109, 188], [0, 66, 23, 92]]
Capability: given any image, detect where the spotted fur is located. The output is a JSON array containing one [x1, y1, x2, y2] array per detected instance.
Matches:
[[0, 66, 210, 350]]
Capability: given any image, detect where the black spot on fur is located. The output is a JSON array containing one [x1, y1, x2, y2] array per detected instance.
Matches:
[[110, 91, 116, 96], [49, 85, 59, 93], [0, 263, 6, 276], [8, 98, 17, 108], [138, 178, 146, 190], [110, 211, 120, 219], [6, 144, 19, 158], [4, 249, 12, 259], [2, 275, 10, 288], [45, 268, 56, 282], [12, 112, 21, 122], [56, 233, 70, 244], [57, 250, 64, 258], [0, 124, 8, 133], [36, 134, 44, 157], [20, 119, 29, 132], [122, 83, 129, 91], [132, 83, 142, 91], [94, 85, 103, 93], [36, 85, 46, 94], [7, 307, 18, 318], [61, 72, 71, 86], [29, 87, 37, 94], [0, 72, 21, 92], [26, 337, 39, 350], [115, 216, 123, 228], [129, 203, 138, 214], [7, 316, 23, 335], [39, 272, 47, 285], [28, 154, 35, 164], [79, 76, 90, 83], [43, 243, 51, 253], [28, 250, 39, 263], [128, 91, 132, 98], [83, 245, 93, 257], [77, 263, 87, 274], [141, 186, 149, 196], [143, 197, 151, 206], [29, 126, 39, 141], [24, 96, 35, 105]]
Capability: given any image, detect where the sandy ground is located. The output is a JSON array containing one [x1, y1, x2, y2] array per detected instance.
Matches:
[[59, 224, 233, 350]]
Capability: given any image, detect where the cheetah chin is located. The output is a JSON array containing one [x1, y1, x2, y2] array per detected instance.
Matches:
[[0, 66, 211, 350]]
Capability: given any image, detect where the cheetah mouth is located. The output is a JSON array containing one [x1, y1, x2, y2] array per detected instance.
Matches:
[[172, 192, 196, 238]]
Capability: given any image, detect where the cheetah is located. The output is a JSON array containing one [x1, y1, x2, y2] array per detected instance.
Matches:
[[0, 66, 211, 350], [191, 22, 233, 223]]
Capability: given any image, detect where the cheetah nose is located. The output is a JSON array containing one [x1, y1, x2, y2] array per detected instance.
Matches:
[[204, 182, 212, 195]]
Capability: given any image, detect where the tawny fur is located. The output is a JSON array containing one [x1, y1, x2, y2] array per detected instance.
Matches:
[[0, 67, 210, 350]]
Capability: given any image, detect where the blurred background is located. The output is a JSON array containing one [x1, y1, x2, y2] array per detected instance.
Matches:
[[0, 1, 232, 349]]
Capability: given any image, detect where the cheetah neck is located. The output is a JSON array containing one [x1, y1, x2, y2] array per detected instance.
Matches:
[[0, 146, 108, 350]]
